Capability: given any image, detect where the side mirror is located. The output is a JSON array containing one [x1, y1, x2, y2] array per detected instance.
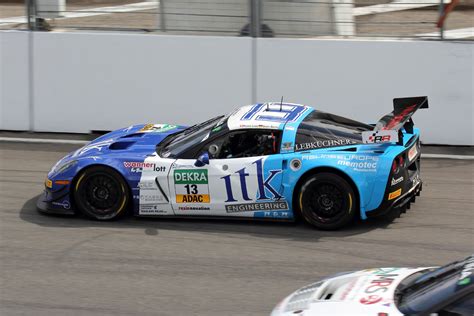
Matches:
[[194, 152, 209, 167]]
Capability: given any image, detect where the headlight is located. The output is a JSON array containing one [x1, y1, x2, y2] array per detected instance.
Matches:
[[52, 160, 77, 174]]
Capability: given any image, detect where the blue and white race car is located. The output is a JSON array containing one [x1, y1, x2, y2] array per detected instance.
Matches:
[[38, 96, 428, 230]]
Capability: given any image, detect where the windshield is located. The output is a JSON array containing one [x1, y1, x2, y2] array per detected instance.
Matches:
[[396, 255, 474, 314], [158, 115, 224, 158]]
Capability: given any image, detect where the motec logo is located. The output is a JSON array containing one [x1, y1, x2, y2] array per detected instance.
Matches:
[[221, 158, 282, 202]]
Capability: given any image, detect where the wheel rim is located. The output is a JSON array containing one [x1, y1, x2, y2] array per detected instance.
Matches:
[[80, 173, 122, 217], [302, 182, 347, 224]]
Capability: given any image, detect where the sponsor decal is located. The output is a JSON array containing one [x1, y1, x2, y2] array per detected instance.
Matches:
[[290, 158, 302, 171], [365, 268, 400, 293], [408, 145, 418, 161], [302, 154, 379, 172], [45, 179, 53, 189], [254, 210, 291, 219], [360, 295, 383, 305], [295, 139, 356, 151], [52, 200, 71, 210], [222, 158, 282, 203], [140, 194, 165, 203], [138, 182, 155, 189], [139, 123, 177, 133], [139, 204, 167, 215], [178, 206, 210, 211], [226, 201, 289, 213], [176, 194, 210, 203], [337, 156, 378, 172], [174, 169, 210, 203], [124, 162, 166, 173], [360, 268, 401, 305], [458, 257, 474, 285], [282, 142, 293, 151], [391, 176, 404, 186], [239, 123, 278, 129], [362, 130, 398, 144], [388, 188, 402, 200]]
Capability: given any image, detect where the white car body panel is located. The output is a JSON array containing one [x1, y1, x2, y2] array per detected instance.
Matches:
[[272, 267, 431, 316]]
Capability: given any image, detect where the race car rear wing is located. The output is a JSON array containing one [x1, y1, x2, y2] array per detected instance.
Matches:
[[362, 96, 429, 144]]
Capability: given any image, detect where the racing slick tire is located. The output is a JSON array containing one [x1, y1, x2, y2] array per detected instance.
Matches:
[[73, 166, 130, 221], [298, 173, 356, 230]]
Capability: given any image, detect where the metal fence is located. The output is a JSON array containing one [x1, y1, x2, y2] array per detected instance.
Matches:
[[2, 0, 472, 39]]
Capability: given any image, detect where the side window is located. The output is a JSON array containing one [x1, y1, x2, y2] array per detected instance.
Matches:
[[435, 293, 474, 316], [294, 111, 364, 151], [201, 130, 280, 159]]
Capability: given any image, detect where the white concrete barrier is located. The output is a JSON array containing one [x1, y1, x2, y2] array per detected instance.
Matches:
[[0, 30, 472, 145], [31, 32, 253, 132], [0, 31, 30, 131]]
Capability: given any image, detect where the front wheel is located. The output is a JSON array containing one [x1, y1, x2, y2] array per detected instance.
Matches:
[[73, 166, 130, 220], [298, 173, 356, 230]]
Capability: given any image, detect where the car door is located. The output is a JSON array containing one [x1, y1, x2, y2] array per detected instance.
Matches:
[[169, 130, 290, 218], [136, 154, 176, 216]]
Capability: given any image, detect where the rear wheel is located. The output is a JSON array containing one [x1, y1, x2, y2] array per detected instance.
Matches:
[[298, 173, 356, 230], [73, 166, 130, 220]]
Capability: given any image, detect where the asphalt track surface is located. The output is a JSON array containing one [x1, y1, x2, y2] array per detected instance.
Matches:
[[1, 142, 473, 316]]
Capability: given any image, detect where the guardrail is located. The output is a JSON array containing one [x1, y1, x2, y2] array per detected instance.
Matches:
[[1, 0, 471, 39]]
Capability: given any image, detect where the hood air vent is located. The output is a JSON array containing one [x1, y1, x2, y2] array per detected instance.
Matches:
[[109, 141, 135, 150]]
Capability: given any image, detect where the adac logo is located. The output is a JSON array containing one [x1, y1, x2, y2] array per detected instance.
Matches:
[[221, 158, 281, 202]]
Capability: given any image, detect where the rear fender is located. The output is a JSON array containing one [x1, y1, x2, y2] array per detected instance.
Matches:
[[284, 153, 374, 220]]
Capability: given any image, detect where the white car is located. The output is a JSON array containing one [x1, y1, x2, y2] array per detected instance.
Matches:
[[271, 255, 474, 316]]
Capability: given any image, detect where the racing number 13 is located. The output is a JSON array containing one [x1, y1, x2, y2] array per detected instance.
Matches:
[[184, 184, 198, 194], [174, 169, 210, 203]]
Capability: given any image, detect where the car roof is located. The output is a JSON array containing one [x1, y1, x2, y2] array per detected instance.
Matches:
[[227, 103, 312, 131]]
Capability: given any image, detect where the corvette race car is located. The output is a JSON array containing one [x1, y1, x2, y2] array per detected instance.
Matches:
[[271, 254, 474, 316], [38, 96, 427, 229]]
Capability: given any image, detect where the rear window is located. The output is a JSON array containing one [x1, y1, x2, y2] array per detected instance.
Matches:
[[294, 111, 371, 151]]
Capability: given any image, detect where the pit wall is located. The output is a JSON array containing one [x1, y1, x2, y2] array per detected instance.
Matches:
[[1, 31, 472, 145]]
